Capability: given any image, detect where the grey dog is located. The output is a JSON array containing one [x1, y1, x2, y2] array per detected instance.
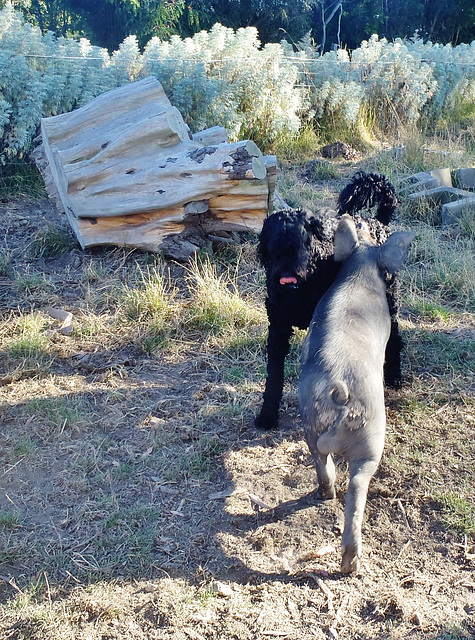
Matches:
[[299, 214, 414, 573]]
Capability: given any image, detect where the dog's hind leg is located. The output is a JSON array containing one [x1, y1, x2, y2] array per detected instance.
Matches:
[[341, 458, 379, 573], [308, 446, 336, 500], [383, 279, 403, 388], [255, 323, 293, 430], [384, 319, 403, 388]]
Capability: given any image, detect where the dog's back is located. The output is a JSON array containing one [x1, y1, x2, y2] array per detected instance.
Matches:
[[299, 242, 390, 459]]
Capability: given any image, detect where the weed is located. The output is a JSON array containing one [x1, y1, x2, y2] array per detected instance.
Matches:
[[185, 255, 264, 334], [436, 492, 475, 535], [459, 206, 475, 240], [0, 251, 11, 276], [188, 435, 227, 479], [121, 264, 176, 322], [410, 301, 452, 322], [30, 223, 73, 258], [439, 625, 475, 639], [0, 160, 45, 198], [407, 328, 475, 376], [402, 223, 475, 312], [82, 261, 113, 283], [12, 438, 38, 459], [0, 511, 20, 529], [104, 505, 157, 530], [312, 160, 339, 181], [111, 460, 137, 481], [73, 311, 116, 339], [273, 124, 320, 161], [282, 329, 306, 380], [120, 264, 179, 352], [276, 170, 336, 210], [5, 312, 50, 359], [14, 271, 51, 295], [6, 332, 49, 359], [25, 395, 89, 433]]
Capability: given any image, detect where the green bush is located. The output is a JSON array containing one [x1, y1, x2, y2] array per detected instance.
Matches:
[[3, 4, 475, 162]]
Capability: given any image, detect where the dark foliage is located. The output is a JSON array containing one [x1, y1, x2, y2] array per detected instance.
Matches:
[[5, 0, 475, 51]]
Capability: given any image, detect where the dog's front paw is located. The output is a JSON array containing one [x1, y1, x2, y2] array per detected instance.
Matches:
[[385, 375, 402, 390], [318, 485, 336, 500], [255, 410, 279, 430], [341, 549, 360, 574]]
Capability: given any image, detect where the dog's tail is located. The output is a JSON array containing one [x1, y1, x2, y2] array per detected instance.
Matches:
[[337, 171, 398, 226]]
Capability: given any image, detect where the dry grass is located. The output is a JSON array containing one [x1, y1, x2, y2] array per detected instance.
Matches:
[[0, 145, 474, 639]]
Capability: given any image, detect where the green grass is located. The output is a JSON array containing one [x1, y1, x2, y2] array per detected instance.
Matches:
[[5, 312, 50, 359], [25, 396, 90, 433], [410, 301, 453, 322], [436, 492, 475, 535], [185, 255, 264, 333], [407, 329, 475, 376], [30, 223, 73, 258], [0, 511, 20, 529]]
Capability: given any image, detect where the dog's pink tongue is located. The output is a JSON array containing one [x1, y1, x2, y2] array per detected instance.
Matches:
[[280, 276, 298, 285]]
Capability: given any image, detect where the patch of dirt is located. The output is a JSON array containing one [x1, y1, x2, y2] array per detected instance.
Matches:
[[0, 195, 474, 640]]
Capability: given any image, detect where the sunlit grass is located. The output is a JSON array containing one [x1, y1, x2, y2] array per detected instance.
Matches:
[[4, 312, 50, 359], [184, 255, 265, 334], [436, 491, 475, 535], [401, 223, 475, 313]]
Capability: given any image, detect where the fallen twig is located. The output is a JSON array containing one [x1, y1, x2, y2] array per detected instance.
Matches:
[[397, 499, 411, 529], [248, 493, 272, 510], [0, 574, 23, 594], [395, 539, 412, 561], [317, 578, 334, 612]]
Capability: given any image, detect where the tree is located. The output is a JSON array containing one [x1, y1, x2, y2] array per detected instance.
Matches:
[[311, 0, 344, 52], [181, 1, 316, 45], [333, 0, 385, 51], [423, 0, 475, 45], [4, 0, 475, 54], [5, 0, 190, 50]]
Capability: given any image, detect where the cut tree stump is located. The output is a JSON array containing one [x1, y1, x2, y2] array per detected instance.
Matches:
[[33, 76, 278, 258]]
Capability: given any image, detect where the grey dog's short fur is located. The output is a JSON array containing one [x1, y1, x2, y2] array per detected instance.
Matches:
[[299, 215, 414, 573]]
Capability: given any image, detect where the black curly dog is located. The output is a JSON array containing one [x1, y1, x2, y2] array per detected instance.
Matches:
[[256, 171, 403, 430]]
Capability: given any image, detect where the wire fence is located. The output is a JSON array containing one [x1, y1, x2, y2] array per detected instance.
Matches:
[[14, 53, 475, 68]]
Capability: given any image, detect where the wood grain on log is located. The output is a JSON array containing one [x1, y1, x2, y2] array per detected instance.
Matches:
[[35, 76, 279, 256]]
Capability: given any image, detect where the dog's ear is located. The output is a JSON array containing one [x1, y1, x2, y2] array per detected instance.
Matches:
[[378, 231, 414, 274], [257, 217, 273, 266], [334, 214, 359, 262], [308, 213, 334, 244]]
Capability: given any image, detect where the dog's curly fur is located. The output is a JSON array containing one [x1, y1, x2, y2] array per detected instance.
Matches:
[[256, 172, 403, 430]]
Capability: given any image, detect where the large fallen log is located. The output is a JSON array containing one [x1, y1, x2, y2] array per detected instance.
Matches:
[[34, 76, 278, 257]]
